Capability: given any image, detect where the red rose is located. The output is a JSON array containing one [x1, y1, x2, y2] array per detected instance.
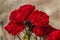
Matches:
[[9, 9, 29, 23], [46, 30, 60, 40], [10, 4, 35, 23], [33, 24, 56, 37], [28, 10, 49, 27], [9, 10, 19, 23], [4, 22, 25, 35], [33, 26, 43, 37], [18, 4, 35, 13]]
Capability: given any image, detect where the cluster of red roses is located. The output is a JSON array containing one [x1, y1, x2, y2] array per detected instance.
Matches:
[[4, 4, 60, 40]]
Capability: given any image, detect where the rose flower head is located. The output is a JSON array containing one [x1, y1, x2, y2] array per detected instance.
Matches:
[[28, 10, 49, 27], [46, 30, 60, 40], [4, 22, 25, 35], [33, 24, 56, 37], [9, 4, 35, 23]]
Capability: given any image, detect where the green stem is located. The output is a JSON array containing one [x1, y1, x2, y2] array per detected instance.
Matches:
[[40, 37, 41, 40], [17, 35, 21, 40], [28, 35, 30, 40], [28, 29, 31, 40], [35, 36, 37, 40], [28, 23, 32, 40]]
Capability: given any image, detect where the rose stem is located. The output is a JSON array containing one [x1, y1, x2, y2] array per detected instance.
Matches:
[[17, 35, 21, 40], [35, 36, 37, 40], [40, 37, 41, 40], [25, 27, 28, 33]]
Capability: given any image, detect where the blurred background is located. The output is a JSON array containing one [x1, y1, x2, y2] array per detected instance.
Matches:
[[0, 0, 60, 40]]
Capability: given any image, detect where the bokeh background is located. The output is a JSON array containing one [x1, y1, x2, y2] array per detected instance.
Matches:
[[0, 0, 60, 40]]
